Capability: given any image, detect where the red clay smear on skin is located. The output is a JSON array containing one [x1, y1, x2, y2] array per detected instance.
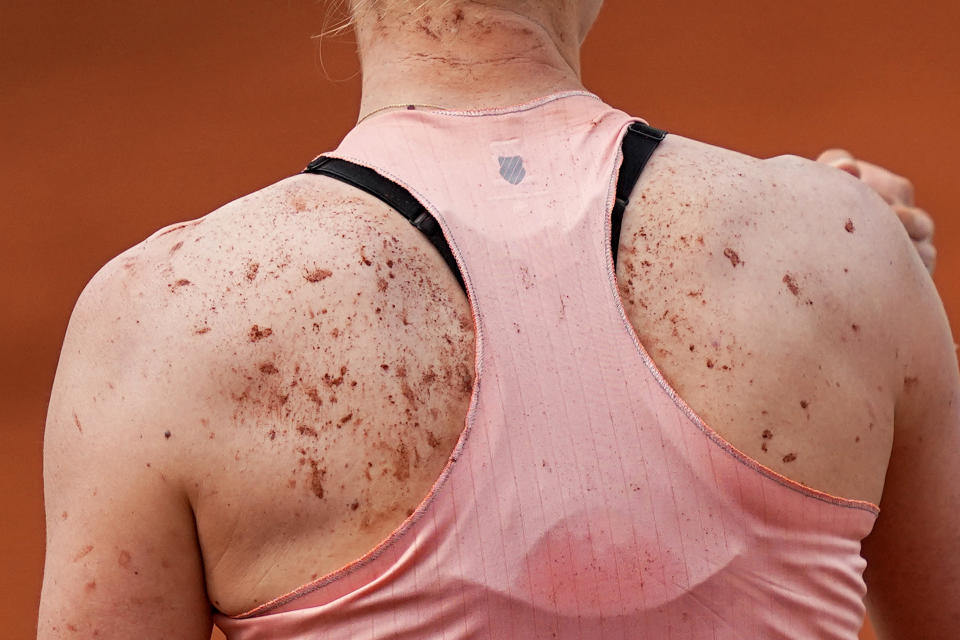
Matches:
[[416, 16, 440, 39], [306, 387, 324, 406], [169, 279, 192, 291], [421, 368, 438, 385], [761, 429, 773, 452], [305, 268, 333, 283], [259, 362, 279, 375], [323, 366, 347, 387], [249, 325, 273, 342], [393, 441, 411, 480], [156, 222, 193, 238], [401, 380, 417, 403], [72, 545, 94, 562], [309, 461, 326, 499], [395, 365, 417, 403], [297, 425, 318, 438], [782, 273, 800, 296]]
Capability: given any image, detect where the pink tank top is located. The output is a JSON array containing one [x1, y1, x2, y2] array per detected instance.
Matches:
[[215, 92, 879, 639]]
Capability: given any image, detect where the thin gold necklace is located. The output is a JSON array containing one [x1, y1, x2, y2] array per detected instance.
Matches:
[[357, 103, 450, 124]]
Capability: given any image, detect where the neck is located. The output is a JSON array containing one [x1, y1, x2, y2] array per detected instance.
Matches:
[[353, 1, 590, 123]]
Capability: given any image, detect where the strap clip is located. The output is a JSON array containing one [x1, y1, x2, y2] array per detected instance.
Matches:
[[613, 197, 629, 215], [412, 211, 437, 233], [304, 156, 330, 173]]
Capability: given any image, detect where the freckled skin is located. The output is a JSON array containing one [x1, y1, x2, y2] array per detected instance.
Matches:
[[112, 176, 478, 614], [616, 134, 898, 523], [159, 138, 898, 615], [304, 268, 332, 283], [40, 122, 909, 627]]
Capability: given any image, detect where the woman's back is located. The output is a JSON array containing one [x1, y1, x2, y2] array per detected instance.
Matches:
[[38, 2, 960, 638], [71, 94, 895, 629]]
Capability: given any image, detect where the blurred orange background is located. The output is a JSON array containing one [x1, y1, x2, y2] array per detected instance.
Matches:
[[2, 1, 957, 638]]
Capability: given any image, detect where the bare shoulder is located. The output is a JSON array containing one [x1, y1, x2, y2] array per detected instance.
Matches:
[[618, 132, 934, 507], [625, 131, 919, 380], [638, 133, 924, 334], [61, 170, 470, 442], [54, 175, 328, 414]]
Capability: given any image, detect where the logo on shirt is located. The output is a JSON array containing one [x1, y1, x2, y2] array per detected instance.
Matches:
[[498, 156, 526, 185]]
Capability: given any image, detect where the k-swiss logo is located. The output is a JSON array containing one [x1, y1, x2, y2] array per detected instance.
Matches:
[[498, 156, 526, 185]]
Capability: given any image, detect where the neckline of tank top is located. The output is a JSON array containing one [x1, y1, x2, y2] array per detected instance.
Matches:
[[356, 90, 602, 125]]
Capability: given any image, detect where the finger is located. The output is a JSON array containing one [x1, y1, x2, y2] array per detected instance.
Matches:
[[893, 204, 935, 241], [857, 161, 915, 206], [816, 149, 861, 178], [817, 148, 855, 164], [915, 241, 937, 275]]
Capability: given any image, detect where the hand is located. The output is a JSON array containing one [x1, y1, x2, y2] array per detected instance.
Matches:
[[817, 149, 936, 275]]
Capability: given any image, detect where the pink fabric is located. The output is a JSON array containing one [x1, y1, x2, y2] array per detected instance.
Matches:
[[215, 92, 879, 639]]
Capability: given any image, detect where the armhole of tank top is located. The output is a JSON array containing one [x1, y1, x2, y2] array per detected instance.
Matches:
[[604, 126, 880, 517]]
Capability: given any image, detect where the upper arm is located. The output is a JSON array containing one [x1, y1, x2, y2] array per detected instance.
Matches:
[[39, 254, 212, 639], [845, 180, 960, 637], [765, 156, 960, 636]]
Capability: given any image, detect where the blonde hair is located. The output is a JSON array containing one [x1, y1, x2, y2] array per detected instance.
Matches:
[[320, 0, 456, 38]]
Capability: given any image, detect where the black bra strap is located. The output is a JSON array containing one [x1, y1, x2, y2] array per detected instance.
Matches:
[[302, 156, 466, 293], [611, 122, 667, 266], [301, 121, 667, 294]]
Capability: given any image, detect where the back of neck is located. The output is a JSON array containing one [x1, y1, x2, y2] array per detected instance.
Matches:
[[353, 2, 588, 122]]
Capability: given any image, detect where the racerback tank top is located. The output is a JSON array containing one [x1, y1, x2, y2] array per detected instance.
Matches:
[[214, 91, 879, 639]]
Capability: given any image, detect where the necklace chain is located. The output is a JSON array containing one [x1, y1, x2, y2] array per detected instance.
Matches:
[[357, 103, 450, 124]]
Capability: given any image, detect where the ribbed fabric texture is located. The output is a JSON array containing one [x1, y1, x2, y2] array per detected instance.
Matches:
[[215, 92, 879, 639]]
